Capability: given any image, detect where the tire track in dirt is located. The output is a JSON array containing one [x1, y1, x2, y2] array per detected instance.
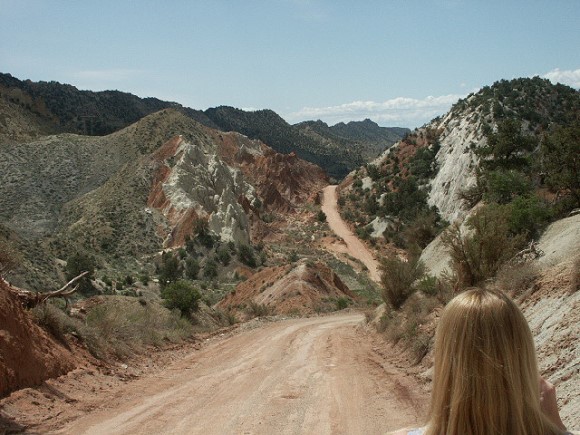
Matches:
[[57, 313, 426, 435]]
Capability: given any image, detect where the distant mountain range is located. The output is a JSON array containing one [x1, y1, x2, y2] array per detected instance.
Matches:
[[0, 73, 408, 179]]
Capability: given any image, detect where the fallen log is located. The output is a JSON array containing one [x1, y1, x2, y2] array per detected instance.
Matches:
[[11, 271, 89, 309]]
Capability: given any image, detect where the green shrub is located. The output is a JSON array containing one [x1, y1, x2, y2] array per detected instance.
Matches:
[[65, 252, 96, 294], [237, 244, 257, 268], [185, 257, 200, 280], [161, 280, 201, 317], [416, 275, 438, 297], [442, 204, 526, 288], [483, 169, 532, 204], [336, 297, 349, 310], [317, 210, 327, 222], [158, 252, 181, 286], [139, 273, 150, 286], [379, 255, 425, 309], [216, 246, 232, 265], [541, 121, 580, 209], [203, 259, 218, 279], [507, 194, 552, 237]]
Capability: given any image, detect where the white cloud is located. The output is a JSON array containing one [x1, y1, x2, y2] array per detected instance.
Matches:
[[285, 94, 466, 128], [542, 68, 580, 89]]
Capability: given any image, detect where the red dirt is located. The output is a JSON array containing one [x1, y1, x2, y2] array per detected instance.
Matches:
[[218, 261, 357, 317], [0, 279, 77, 397], [1, 313, 427, 434]]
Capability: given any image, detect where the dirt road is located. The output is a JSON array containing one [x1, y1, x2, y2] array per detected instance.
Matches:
[[57, 313, 425, 435], [321, 185, 382, 282]]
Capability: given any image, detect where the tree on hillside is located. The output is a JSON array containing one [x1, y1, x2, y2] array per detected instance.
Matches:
[[65, 252, 96, 294], [158, 252, 181, 286], [161, 280, 201, 318], [541, 121, 580, 209], [479, 119, 537, 169]]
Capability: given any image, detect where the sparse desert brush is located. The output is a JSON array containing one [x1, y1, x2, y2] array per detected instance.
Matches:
[[376, 293, 439, 364], [336, 297, 349, 310], [0, 239, 21, 276], [31, 301, 83, 344], [246, 301, 272, 318], [85, 297, 192, 359], [379, 254, 424, 309], [496, 261, 539, 298], [31, 301, 106, 358]]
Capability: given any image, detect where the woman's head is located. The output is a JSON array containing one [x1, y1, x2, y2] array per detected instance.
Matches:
[[427, 287, 561, 435]]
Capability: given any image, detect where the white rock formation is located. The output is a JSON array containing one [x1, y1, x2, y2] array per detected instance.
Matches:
[[427, 110, 486, 223], [161, 139, 255, 245]]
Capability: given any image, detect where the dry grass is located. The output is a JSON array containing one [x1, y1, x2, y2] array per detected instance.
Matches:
[[571, 257, 580, 294], [378, 293, 440, 364], [33, 296, 192, 359], [496, 262, 539, 298]]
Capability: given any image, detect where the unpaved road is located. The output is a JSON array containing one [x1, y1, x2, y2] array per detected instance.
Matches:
[[57, 313, 425, 434], [321, 185, 381, 282]]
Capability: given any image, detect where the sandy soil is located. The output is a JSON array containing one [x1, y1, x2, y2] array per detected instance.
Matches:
[[321, 185, 381, 282], [42, 313, 426, 435]]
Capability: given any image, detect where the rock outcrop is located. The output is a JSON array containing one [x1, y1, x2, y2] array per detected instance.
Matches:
[[218, 260, 356, 317]]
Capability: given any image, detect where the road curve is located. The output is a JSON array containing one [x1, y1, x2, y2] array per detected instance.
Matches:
[[58, 313, 425, 435], [321, 185, 382, 283]]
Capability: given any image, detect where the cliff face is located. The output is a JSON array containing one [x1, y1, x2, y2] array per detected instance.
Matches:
[[426, 107, 485, 223], [0, 279, 76, 397]]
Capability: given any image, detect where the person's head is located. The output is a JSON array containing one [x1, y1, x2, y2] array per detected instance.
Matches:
[[426, 287, 562, 435]]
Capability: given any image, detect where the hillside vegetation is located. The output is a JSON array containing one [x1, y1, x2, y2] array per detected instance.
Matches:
[[0, 73, 406, 179], [343, 77, 579, 424]]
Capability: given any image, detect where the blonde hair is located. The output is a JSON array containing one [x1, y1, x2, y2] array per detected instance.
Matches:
[[425, 288, 564, 435]]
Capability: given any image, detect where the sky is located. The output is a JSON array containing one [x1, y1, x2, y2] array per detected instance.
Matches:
[[1, 0, 579, 129]]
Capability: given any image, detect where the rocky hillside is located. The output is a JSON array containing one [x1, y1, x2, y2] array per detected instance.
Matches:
[[345, 77, 579, 426], [0, 73, 406, 179], [217, 260, 357, 318], [0, 72, 183, 140], [203, 106, 407, 179], [338, 77, 579, 250], [0, 108, 329, 291]]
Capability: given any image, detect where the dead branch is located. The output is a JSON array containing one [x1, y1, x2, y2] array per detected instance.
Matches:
[[13, 271, 89, 309], [510, 241, 544, 264]]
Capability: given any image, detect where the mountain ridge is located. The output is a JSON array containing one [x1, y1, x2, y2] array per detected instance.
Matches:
[[0, 72, 407, 179]]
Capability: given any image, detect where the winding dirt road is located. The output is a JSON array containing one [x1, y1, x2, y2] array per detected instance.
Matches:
[[58, 314, 425, 435], [321, 185, 382, 282], [4, 184, 427, 434]]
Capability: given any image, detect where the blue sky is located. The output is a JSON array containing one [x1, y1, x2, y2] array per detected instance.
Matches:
[[1, 0, 579, 128]]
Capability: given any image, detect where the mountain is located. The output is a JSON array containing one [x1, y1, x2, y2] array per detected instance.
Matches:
[[0, 108, 329, 290], [295, 118, 408, 164], [338, 76, 579, 247], [203, 106, 408, 179], [0, 73, 406, 179]]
